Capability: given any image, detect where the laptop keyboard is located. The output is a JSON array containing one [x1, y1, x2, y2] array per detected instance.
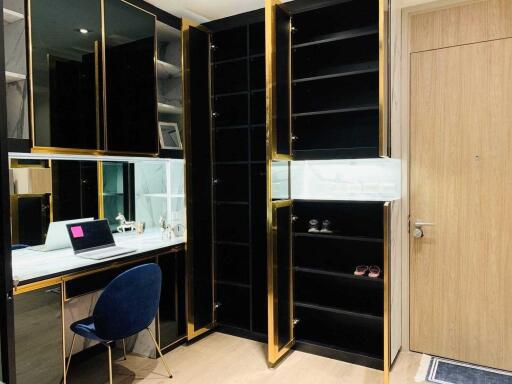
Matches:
[[78, 246, 135, 260]]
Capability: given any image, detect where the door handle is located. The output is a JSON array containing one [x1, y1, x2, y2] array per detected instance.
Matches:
[[413, 221, 435, 238]]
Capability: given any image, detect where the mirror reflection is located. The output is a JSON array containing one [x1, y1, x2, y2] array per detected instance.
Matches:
[[9, 157, 185, 248]]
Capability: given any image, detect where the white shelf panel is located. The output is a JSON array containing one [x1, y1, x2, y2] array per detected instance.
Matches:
[[158, 102, 182, 114], [3, 8, 23, 24], [157, 60, 180, 78], [5, 71, 26, 83]]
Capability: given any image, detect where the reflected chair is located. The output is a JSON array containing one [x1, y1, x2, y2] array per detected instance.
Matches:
[[11, 244, 29, 250], [65, 263, 172, 383]]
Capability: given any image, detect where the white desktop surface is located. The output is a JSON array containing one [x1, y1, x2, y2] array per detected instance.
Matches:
[[12, 230, 186, 284]]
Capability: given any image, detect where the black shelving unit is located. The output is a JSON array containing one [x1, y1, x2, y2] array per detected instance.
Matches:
[[292, 200, 386, 369], [210, 16, 267, 336], [290, 0, 381, 159]]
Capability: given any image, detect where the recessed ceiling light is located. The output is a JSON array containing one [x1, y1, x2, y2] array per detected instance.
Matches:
[[77, 28, 89, 34]]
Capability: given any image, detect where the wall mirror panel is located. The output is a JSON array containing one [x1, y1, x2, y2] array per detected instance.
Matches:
[[9, 156, 184, 248], [29, 0, 103, 150]]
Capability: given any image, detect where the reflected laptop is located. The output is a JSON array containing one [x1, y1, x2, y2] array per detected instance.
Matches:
[[66, 219, 136, 260], [29, 218, 94, 252]]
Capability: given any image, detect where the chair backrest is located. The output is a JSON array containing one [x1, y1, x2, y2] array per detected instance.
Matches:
[[93, 263, 162, 340]]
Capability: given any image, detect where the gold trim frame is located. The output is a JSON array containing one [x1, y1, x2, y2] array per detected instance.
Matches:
[[26, 0, 160, 157], [182, 19, 215, 341], [267, 199, 294, 366]]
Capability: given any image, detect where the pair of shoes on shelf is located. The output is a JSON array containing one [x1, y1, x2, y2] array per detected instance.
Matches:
[[354, 265, 381, 278], [308, 219, 332, 233]]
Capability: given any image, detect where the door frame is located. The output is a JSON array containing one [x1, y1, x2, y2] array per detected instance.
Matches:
[[397, 0, 487, 353]]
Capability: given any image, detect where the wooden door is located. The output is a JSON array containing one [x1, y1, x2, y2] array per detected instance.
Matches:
[[410, 37, 512, 370]]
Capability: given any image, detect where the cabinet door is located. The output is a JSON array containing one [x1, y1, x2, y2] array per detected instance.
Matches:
[[183, 24, 215, 340], [29, 0, 104, 150], [266, 0, 292, 160], [268, 199, 294, 366], [104, 0, 157, 154]]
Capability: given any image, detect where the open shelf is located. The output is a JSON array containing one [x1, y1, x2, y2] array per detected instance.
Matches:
[[5, 71, 26, 83], [158, 102, 182, 114], [295, 301, 383, 321], [292, 104, 378, 118], [3, 8, 23, 24], [294, 267, 383, 284], [293, 61, 378, 84], [293, 25, 378, 49], [294, 232, 383, 243], [157, 60, 180, 78], [293, 147, 379, 160]]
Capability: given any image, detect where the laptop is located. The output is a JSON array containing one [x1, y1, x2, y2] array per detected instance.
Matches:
[[66, 219, 136, 260], [29, 218, 94, 252]]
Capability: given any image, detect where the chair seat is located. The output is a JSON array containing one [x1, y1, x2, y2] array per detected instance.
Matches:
[[71, 317, 110, 342]]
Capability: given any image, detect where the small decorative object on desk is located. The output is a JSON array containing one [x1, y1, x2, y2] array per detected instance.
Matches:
[[354, 265, 369, 276], [116, 213, 136, 233], [320, 219, 332, 233], [136, 221, 145, 235], [172, 223, 185, 238], [308, 219, 320, 233]]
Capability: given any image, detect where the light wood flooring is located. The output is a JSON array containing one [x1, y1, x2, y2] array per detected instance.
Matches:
[[68, 332, 426, 384]]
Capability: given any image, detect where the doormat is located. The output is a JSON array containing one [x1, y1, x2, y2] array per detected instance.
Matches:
[[427, 357, 512, 384]]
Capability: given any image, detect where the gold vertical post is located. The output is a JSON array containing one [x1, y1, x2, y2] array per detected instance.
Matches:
[[97, 161, 104, 219], [383, 202, 391, 384]]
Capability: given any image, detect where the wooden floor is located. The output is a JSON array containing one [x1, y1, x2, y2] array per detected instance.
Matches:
[[68, 332, 425, 384]]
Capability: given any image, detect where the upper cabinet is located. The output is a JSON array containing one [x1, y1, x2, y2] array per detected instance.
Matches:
[[266, 0, 390, 160], [28, 0, 158, 155]]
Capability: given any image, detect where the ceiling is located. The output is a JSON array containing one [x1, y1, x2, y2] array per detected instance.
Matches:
[[145, 0, 267, 23]]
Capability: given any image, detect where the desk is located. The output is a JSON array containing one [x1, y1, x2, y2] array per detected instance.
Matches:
[[11, 231, 187, 384]]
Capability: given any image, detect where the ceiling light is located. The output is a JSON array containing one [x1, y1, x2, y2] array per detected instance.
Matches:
[[78, 28, 89, 34]]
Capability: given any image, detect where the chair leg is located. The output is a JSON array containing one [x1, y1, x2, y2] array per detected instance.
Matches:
[[146, 327, 172, 378], [122, 339, 127, 361], [105, 343, 113, 384], [65, 333, 77, 378]]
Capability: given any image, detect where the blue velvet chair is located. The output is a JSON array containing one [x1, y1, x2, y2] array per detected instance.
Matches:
[[65, 263, 172, 383]]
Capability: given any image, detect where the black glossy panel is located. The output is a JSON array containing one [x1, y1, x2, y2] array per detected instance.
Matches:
[[295, 305, 383, 359], [293, 72, 378, 114], [105, 0, 157, 153], [215, 164, 249, 201], [188, 27, 214, 331], [212, 26, 248, 62], [213, 60, 248, 94], [159, 252, 186, 348], [31, 0, 102, 149], [216, 283, 250, 329], [215, 129, 249, 162], [295, 270, 383, 316], [276, 204, 292, 349], [216, 244, 250, 284], [292, 0, 378, 46], [52, 161, 99, 222], [14, 286, 62, 384], [275, 5, 291, 156], [293, 200, 384, 238], [15, 196, 50, 246], [216, 205, 249, 242], [213, 94, 249, 127]]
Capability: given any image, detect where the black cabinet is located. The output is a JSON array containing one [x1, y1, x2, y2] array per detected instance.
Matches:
[[10, 195, 50, 246], [28, 0, 158, 154], [269, 0, 389, 160]]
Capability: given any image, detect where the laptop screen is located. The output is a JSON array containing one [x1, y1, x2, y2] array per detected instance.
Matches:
[[66, 219, 115, 254]]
